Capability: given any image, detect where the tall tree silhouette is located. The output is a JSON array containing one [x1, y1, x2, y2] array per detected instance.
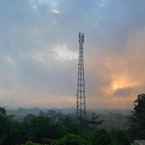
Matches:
[[129, 94, 145, 139]]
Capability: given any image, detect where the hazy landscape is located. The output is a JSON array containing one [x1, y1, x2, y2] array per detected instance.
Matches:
[[0, 0, 145, 145], [7, 108, 130, 129]]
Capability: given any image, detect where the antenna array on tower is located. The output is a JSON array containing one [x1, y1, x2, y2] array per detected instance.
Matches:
[[76, 32, 86, 119]]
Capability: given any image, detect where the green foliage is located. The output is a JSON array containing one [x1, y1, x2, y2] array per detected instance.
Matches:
[[92, 129, 112, 145], [0, 107, 6, 115], [0, 106, 132, 145], [22, 141, 41, 145], [59, 115, 80, 134], [0, 114, 26, 145], [110, 130, 130, 145], [56, 134, 88, 145], [0, 108, 11, 145], [129, 94, 145, 139], [23, 114, 66, 143]]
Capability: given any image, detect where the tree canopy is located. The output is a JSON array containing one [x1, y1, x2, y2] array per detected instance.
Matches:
[[129, 94, 145, 139]]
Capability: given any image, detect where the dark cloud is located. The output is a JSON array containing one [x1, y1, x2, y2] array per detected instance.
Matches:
[[113, 87, 134, 98]]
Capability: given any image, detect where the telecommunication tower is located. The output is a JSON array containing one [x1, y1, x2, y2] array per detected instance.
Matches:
[[76, 32, 86, 119]]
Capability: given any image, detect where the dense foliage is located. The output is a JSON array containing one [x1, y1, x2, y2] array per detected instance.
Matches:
[[0, 106, 132, 145], [129, 94, 145, 140]]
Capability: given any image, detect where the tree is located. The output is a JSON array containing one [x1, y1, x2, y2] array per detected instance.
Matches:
[[129, 94, 145, 139], [110, 130, 130, 145], [0, 107, 10, 145], [21, 141, 41, 145], [23, 114, 65, 143], [55, 134, 89, 145], [0, 107, 26, 145], [60, 115, 80, 134], [88, 113, 103, 129], [0, 107, 6, 115], [6, 120, 26, 145], [92, 129, 112, 145]]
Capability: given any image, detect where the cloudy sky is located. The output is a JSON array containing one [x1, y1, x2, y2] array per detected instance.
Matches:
[[0, 0, 145, 109]]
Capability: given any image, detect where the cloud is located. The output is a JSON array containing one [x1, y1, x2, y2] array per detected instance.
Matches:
[[113, 87, 134, 98], [29, 0, 61, 15], [20, 44, 77, 65], [0, 0, 145, 109], [51, 9, 60, 14], [0, 56, 15, 66], [52, 44, 78, 61], [97, 0, 106, 8]]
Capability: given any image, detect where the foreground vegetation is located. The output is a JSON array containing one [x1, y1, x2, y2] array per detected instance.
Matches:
[[0, 94, 145, 145]]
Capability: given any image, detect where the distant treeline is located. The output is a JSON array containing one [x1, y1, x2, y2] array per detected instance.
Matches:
[[0, 93, 145, 145]]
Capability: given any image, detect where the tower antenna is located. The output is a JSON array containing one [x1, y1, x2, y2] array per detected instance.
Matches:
[[76, 32, 86, 119]]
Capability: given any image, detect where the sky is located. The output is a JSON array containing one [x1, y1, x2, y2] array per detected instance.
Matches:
[[0, 0, 145, 109]]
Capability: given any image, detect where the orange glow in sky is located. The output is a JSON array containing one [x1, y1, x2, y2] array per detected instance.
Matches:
[[111, 77, 133, 91]]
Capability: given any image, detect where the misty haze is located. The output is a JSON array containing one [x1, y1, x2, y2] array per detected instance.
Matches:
[[0, 0, 145, 145]]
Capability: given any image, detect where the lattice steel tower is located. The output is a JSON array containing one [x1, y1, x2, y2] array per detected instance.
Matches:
[[76, 32, 86, 118]]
